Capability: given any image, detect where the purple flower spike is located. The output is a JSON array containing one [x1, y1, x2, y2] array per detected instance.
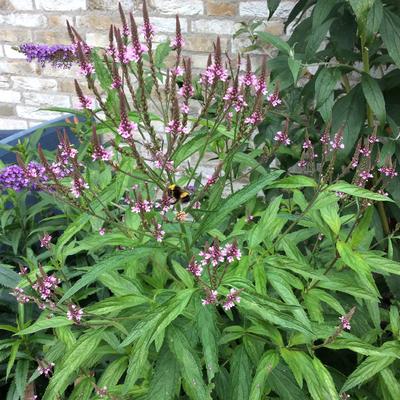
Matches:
[[19, 43, 75, 68]]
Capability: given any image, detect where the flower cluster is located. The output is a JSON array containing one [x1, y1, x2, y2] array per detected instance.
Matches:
[[223, 288, 241, 310], [32, 274, 60, 301], [67, 304, 84, 324], [37, 361, 55, 378], [40, 233, 52, 249], [274, 130, 291, 146], [11, 287, 30, 304], [339, 315, 351, 331], [19, 43, 75, 68], [0, 162, 47, 192]]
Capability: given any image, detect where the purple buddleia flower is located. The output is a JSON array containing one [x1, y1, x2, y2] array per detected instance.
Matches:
[[0, 162, 47, 192], [19, 43, 75, 68]]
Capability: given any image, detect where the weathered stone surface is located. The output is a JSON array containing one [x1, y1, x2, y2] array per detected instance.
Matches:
[[184, 35, 229, 52], [149, 17, 187, 33], [85, 32, 109, 47], [76, 14, 119, 29], [48, 15, 73, 28], [33, 31, 71, 45], [2, 0, 34, 10], [0, 76, 10, 88], [0, 28, 33, 43], [191, 19, 236, 35], [0, 104, 15, 116], [3, 45, 26, 59], [24, 92, 71, 107], [35, 0, 86, 11], [0, 118, 28, 129], [150, 0, 203, 16], [0, 89, 21, 103], [239, 1, 269, 17], [11, 76, 57, 92], [16, 105, 64, 121], [274, 1, 295, 18], [206, 1, 237, 17], [0, 13, 47, 28], [0, 61, 38, 75], [88, 0, 135, 10]]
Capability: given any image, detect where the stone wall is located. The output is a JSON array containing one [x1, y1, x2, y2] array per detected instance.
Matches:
[[0, 0, 294, 130]]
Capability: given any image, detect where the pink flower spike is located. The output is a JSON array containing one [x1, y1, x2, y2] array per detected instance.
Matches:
[[187, 260, 203, 277]]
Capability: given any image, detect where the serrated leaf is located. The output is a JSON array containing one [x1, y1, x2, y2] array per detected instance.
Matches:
[[380, 8, 400, 69], [327, 181, 394, 202], [58, 248, 155, 304], [342, 354, 396, 392], [18, 317, 73, 335], [196, 170, 282, 238], [168, 325, 211, 400], [195, 299, 219, 383], [0, 264, 21, 288], [361, 73, 386, 124], [43, 331, 103, 400], [249, 350, 279, 400], [15, 360, 29, 399], [257, 31, 291, 54], [146, 345, 181, 400], [229, 345, 251, 400]]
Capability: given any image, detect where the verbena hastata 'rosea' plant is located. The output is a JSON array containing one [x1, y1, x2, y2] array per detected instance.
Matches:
[[1, 2, 400, 400], [235, 0, 400, 277]]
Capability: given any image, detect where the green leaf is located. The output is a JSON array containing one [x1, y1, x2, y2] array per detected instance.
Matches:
[[196, 170, 282, 238], [6, 341, 19, 380], [85, 294, 148, 315], [249, 195, 282, 248], [168, 325, 211, 400], [0, 264, 21, 288], [320, 204, 341, 235], [171, 260, 194, 288], [362, 254, 400, 276], [342, 354, 396, 392], [331, 85, 366, 157], [68, 377, 93, 400], [195, 299, 219, 383], [380, 368, 400, 399], [268, 175, 317, 189], [361, 73, 386, 124], [366, 0, 383, 40], [249, 350, 280, 400], [288, 58, 302, 83], [229, 345, 251, 400], [390, 305, 399, 337], [267, 0, 281, 20], [305, 18, 334, 60], [18, 317, 73, 335], [337, 241, 371, 275], [154, 41, 171, 68], [43, 331, 103, 400], [312, 0, 337, 28], [380, 8, 400, 69], [146, 345, 181, 400], [327, 181, 394, 202], [98, 356, 128, 388], [257, 31, 291, 54], [58, 248, 155, 303], [15, 360, 29, 399]]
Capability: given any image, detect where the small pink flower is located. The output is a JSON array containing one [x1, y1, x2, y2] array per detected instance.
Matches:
[[221, 243, 241, 263], [11, 287, 30, 303], [222, 288, 241, 310], [330, 131, 344, 150], [118, 120, 138, 139], [297, 160, 308, 168], [78, 95, 94, 110], [79, 62, 94, 76], [67, 304, 83, 324], [202, 290, 218, 306], [274, 131, 291, 145], [267, 92, 281, 107], [359, 170, 373, 181], [40, 233, 52, 249], [379, 166, 398, 178], [153, 224, 165, 242], [187, 260, 203, 277], [339, 315, 351, 331], [37, 361, 54, 378], [171, 66, 184, 76], [244, 111, 262, 125], [180, 103, 190, 114], [92, 145, 112, 161], [71, 177, 89, 198], [99, 228, 106, 236]]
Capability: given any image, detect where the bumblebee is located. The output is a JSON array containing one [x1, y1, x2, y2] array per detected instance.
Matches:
[[168, 184, 190, 204]]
